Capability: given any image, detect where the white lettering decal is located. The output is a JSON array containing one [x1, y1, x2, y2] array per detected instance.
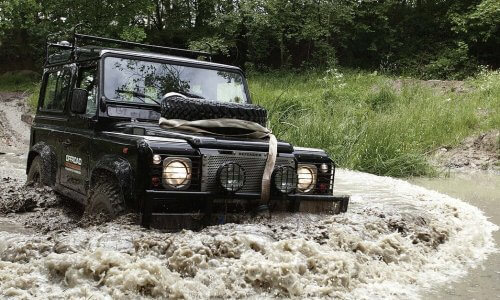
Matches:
[[65, 155, 82, 166]]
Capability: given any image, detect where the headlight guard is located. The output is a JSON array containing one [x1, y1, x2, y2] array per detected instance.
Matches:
[[217, 162, 246, 193], [162, 157, 192, 190], [272, 166, 297, 194], [297, 164, 317, 193]]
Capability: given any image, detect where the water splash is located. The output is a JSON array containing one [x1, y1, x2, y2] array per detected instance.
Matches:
[[0, 169, 497, 299]]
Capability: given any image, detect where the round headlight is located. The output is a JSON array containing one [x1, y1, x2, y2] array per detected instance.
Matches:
[[297, 165, 317, 193], [273, 166, 297, 194], [217, 162, 245, 193], [162, 159, 191, 189]]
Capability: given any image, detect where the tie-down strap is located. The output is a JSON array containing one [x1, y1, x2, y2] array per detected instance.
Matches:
[[159, 118, 277, 203]]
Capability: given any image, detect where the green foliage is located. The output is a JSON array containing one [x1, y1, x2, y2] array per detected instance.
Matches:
[[26, 83, 40, 110], [189, 37, 231, 57], [420, 42, 479, 80], [0, 70, 40, 110], [1, 0, 497, 78], [119, 27, 147, 43], [0, 70, 40, 91], [250, 70, 500, 177]]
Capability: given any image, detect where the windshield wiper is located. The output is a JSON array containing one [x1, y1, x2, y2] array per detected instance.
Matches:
[[115, 89, 161, 105]]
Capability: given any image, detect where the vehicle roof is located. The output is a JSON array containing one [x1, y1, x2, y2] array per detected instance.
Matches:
[[99, 49, 243, 72]]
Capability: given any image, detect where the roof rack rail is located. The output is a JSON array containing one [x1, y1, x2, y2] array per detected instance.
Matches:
[[45, 24, 213, 66], [74, 33, 212, 59]]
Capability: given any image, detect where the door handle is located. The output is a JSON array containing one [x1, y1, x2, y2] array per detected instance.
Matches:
[[62, 139, 72, 147]]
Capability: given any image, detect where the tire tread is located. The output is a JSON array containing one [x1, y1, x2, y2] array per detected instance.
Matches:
[[161, 96, 268, 126]]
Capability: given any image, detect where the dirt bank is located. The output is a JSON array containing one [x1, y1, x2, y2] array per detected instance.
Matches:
[[431, 130, 499, 173], [0, 92, 31, 153]]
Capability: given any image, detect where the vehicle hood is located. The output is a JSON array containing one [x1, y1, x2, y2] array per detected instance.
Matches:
[[107, 121, 295, 153]]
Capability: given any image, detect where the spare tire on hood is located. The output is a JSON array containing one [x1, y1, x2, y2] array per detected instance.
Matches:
[[160, 95, 268, 127]]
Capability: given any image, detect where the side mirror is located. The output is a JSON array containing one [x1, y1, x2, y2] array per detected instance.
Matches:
[[71, 88, 88, 114]]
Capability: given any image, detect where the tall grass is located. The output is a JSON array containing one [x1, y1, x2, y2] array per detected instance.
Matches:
[[250, 69, 500, 177], [0, 70, 40, 111], [0, 70, 40, 92]]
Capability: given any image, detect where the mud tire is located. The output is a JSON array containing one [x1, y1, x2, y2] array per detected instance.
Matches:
[[161, 96, 268, 127], [87, 178, 125, 218], [27, 156, 51, 187]]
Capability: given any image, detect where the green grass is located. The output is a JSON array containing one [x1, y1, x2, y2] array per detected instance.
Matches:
[[26, 85, 40, 110], [249, 69, 500, 177], [0, 70, 40, 110], [0, 70, 40, 91]]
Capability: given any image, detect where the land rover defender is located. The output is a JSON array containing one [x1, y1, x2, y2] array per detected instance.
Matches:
[[26, 31, 348, 229]]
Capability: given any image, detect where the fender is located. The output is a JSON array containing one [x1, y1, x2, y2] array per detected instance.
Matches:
[[27, 142, 58, 185], [90, 155, 134, 204]]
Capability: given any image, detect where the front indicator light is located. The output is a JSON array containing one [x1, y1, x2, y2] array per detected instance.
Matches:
[[162, 158, 192, 189], [153, 154, 162, 165], [297, 165, 317, 193]]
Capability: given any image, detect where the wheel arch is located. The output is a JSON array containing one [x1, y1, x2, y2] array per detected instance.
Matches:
[[27, 142, 57, 185], [90, 155, 134, 207]]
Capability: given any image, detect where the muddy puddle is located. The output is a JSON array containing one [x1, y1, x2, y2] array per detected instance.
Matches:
[[0, 152, 26, 179], [0, 159, 497, 299], [409, 172, 500, 299]]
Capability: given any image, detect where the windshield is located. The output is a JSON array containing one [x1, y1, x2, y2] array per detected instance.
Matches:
[[103, 56, 248, 105]]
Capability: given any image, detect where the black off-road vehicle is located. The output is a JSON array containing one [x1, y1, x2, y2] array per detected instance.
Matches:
[[26, 31, 348, 229]]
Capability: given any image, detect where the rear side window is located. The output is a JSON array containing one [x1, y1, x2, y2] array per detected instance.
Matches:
[[42, 70, 71, 111], [76, 66, 98, 116]]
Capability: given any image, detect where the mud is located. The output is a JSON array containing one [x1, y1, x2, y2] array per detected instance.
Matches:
[[0, 168, 497, 299], [432, 130, 499, 173], [0, 92, 31, 153], [0, 178, 83, 233]]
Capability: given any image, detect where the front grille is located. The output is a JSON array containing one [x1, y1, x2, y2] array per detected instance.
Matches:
[[201, 150, 295, 193]]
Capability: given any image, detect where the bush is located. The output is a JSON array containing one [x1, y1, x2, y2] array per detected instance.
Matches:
[[420, 42, 479, 80]]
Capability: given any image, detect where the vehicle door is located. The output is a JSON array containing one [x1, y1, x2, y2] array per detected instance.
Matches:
[[36, 67, 73, 183], [59, 63, 98, 195]]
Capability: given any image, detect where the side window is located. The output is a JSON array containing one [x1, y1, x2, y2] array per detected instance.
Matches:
[[42, 70, 71, 111], [76, 66, 97, 116]]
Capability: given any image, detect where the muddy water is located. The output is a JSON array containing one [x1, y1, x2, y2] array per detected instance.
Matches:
[[410, 172, 500, 299], [0, 158, 497, 299]]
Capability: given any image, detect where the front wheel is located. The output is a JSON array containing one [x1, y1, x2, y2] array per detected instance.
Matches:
[[27, 156, 50, 187], [86, 178, 125, 218]]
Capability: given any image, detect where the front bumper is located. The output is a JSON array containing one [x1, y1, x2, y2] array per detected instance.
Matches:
[[141, 190, 350, 230]]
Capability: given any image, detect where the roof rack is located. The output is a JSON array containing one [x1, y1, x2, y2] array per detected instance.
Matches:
[[45, 24, 213, 66]]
